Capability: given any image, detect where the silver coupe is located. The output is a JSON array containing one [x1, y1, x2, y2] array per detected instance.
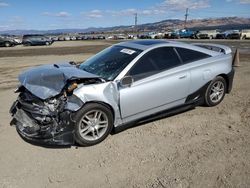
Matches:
[[10, 40, 235, 146]]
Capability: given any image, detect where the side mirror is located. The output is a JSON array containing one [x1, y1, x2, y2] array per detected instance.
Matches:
[[120, 76, 133, 87]]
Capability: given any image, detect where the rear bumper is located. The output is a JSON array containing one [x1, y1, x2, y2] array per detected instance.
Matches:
[[227, 68, 235, 94]]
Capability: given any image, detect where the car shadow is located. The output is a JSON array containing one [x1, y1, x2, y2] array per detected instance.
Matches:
[[17, 131, 73, 149]]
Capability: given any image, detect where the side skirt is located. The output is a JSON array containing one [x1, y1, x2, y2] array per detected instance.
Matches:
[[113, 98, 203, 134]]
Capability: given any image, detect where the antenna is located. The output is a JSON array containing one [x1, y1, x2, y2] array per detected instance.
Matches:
[[184, 8, 189, 29]]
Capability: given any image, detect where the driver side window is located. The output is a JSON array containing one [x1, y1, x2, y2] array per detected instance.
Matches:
[[127, 47, 181, 81]]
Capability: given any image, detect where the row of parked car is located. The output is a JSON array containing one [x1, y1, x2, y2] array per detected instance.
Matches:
[[139, 29, 250, 40], [51, 35, 106, 41], [0, 34, 108, 47], [0, 34, 53, 47], [1, 29, 250, 48]]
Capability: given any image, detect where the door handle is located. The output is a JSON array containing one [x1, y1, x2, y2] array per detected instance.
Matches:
[[179, 75, 187, 79]]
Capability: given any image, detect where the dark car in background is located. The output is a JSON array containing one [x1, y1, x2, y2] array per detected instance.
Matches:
[[227, 31, 241, 39], [0, 36, 18, 47], [216, 30, 240, 39], [170, 29, 195, 39], [22, 35, 53, 46]]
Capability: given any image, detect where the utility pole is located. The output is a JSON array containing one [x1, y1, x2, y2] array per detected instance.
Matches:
[[135, 13, 138, 26], [134, 13, 138, 37], [184, 8, 189, 29]]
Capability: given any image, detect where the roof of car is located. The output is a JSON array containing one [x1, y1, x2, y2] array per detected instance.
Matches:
[[117, 39, 187, 51], [116, 39, 223, 57]]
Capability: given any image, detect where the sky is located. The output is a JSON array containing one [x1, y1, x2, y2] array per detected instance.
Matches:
[[0, 0, 250, 31]]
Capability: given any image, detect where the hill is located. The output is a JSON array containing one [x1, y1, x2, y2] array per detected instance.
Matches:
[[1, 17, 250, 35]]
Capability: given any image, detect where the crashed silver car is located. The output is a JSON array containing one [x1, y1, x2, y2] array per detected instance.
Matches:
[[10, 40, 235, 146]]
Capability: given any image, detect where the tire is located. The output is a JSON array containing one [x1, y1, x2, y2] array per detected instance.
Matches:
[[74, 103, 113, 146], [4, 42, 11, 47], [45, 42, 50, 46], [205, 76, 227, 107], [24, 42, 31, 46]]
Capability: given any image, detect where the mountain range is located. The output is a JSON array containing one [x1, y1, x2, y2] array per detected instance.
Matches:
[[1, 17, 250, 35]]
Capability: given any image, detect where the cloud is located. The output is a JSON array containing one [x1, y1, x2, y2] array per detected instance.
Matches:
[[42, 11, 71, 17], [0, 1, 9, 7], [239, 0, 250, 3], [225, 0, 250, 4], [79, 0, 211, 22], [104, 0, 210, 18], [55, 11, 71, 17], [107, 8, 157, 17], [0, 16, 26, 31], [82, 10, 103, 18], [141, 9, 167, 15], [159, 0, 210, 11], [88, 10, 103, 18], [117, 9, 137, 16]]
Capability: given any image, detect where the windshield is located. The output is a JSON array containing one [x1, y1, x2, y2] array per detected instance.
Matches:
[[79, 45, 142, 81]]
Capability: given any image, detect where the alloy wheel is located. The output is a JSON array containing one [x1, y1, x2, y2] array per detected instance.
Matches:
[[209, 80, 225, 103], [79, 110, 109, 141]]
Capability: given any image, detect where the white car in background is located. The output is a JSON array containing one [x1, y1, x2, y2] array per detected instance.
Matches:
[[13, 37, 22, 44], [64, 36, 71, 41], [241, 29, 250, 39], [196, 30, 219, 39]]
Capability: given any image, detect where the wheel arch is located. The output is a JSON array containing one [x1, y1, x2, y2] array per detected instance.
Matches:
[[217, 73, 230, 93], [83, 101, 115, 121]]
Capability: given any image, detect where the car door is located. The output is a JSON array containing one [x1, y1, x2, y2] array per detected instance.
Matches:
[[119, 47, 191, 122], [36, 36, 44, 45]]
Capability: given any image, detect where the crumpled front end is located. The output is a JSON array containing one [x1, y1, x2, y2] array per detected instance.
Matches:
[[10, 63, 122, 146], [10, 90, 77, 145], [9, 63, 109, 145]]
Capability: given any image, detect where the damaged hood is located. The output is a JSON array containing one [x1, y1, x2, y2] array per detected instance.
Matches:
[[19, 63, 100, 100]]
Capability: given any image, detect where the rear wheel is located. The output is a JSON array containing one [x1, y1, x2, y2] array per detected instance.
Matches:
[[45, 42, 50, 46], [74, 103, 113, 146], [205, 76, 227, 107]]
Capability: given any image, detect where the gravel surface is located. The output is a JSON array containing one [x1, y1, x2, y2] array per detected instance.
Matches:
[[0, 41, 249, 188]]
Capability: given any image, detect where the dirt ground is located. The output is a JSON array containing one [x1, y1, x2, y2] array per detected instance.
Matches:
[[0, 40, 249, 188]]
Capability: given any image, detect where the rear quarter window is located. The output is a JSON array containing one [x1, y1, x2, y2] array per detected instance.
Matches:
[[175, 47, 211, 64]]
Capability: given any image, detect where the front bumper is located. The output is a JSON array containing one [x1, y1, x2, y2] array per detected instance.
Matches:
[[10, 101, 75, 146]]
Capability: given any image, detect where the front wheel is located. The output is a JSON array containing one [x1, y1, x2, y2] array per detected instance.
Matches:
[[4, 42, 11, 47], [74, 103, 113, 146], [205, 76, 227, 107], [23, 42, 31, 46]]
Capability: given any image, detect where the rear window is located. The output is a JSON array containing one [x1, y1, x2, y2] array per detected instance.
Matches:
[[175, 47, 211, 64]]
